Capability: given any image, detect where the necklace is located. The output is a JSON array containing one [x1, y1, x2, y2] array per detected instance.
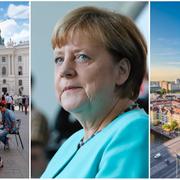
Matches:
[[77, 130, 101, 150], [77, 102, 139, 150], [124, 102, 139, 112]]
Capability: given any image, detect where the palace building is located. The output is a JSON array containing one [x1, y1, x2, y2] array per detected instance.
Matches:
[[0, 29, 29, 96]]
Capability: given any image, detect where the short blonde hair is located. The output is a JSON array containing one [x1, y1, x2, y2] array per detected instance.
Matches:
[[52, 6, 147, 100]]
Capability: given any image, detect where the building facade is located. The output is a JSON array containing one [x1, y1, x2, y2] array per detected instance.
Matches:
[[0, 32, 29, 96], [168, 82, 180, 92], [160, 81, 169, 92]]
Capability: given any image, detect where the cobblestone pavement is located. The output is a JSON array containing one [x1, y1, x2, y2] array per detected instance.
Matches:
[[0, 109, 29, 178]]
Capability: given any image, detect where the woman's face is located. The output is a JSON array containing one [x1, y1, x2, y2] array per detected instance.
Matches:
[[54, 33, 122, 114]]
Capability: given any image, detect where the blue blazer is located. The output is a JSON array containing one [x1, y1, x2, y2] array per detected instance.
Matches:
[[41, 109, 148, 178]]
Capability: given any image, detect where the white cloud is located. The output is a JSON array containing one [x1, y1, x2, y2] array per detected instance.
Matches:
[[154, 52, 180, 56], [0, 19, 29, 45], [157, 38, 165, 41], [166, 62, 180, 65], [0, 19, 18, 38], [157, 38, 180, 46], [11, 29, 29, 43], [7, 4, 29, 19]]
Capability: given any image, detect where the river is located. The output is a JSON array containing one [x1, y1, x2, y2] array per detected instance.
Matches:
[[150, 130, 170, 149]]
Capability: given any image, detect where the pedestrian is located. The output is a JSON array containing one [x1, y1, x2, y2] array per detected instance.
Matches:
[[24, 96, 29, 115], [5, 93, 12, 110], [18, 96, 23, 111], [10, 96, 14, 111], [22, 96, 26, 112], [0, 95, 6, 106]]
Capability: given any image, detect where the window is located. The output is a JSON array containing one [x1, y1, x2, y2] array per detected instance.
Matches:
[[18, 56, 22, 62], [2, 67, 6, 75], [2, 56, 6, 62], [2, 87, 7, 95], [19, 80, 23, 86], [18, 66, 23, 75], [3, 79, 6, 84]]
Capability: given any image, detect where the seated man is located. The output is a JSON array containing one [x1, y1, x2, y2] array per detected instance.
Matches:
[[0, 103, 15, 150]]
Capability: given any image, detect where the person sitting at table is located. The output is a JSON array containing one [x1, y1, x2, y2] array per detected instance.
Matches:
[[0, 103, 15, 150]]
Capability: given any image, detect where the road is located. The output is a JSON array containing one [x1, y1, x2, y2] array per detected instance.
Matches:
[[151, 136, 180, 178]]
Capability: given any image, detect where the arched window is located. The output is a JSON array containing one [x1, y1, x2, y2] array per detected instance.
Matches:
[[2, 67, 6, 75], [18, 66, 23, 75]]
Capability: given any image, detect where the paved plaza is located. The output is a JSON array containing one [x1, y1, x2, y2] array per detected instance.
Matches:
[[0, 109, 29, 178]]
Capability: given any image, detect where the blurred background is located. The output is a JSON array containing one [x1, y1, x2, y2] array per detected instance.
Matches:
[[31, 1, 149, 178]]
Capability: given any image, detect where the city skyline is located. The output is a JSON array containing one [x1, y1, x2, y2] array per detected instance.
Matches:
[[151, 2, 180, 81], [151, 77, 180, 82], [0, 1, 29, 45]]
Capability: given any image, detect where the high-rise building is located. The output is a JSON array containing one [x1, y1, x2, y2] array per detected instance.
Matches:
[[175, 79, 180, 84], [168, 82, 180, 92], [160, 81, 169, 92]]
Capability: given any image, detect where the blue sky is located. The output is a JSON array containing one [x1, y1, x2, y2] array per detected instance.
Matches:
[[0, 1, 29, 45], [151, 2, 180, 81]]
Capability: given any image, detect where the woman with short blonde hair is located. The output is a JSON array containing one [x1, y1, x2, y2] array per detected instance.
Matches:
[[42, 6, 148, 178]]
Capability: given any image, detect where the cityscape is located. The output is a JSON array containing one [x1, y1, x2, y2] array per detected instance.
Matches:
[[150, 79, 180, 138], [150, 79, 180, 178], [151, 79, 180, 135], [150, 2, 180, 178]]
